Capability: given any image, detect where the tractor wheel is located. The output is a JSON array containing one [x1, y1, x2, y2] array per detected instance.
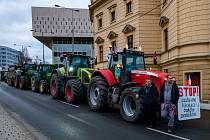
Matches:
[[87, 76, 109, 111], [19, 76, 28, 90], [7, 79, 11, 86], [14, 76, 19, 88], [11, 78, 14, 86], [119, 87, 145, 122], [65, 79, 83, 104], [50, 73, 62, 99], [31, 75, 37, 92], [39, 80, 47, 94]]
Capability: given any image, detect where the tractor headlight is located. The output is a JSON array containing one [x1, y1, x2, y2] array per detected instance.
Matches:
[[69, 67, 74, 72]]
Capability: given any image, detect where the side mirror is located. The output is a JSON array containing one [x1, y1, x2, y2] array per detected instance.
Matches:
[[94, 57, 97, 65], [113, 54, 118, 62], [60, 57, 63, 63]]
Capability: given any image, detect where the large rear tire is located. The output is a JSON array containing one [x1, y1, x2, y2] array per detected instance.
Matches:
[[50, 73, 63, 99], [87, 76, 109, 111], [19, 76, 28, 90], [39, 79, 48, 94], [119, 87, 145, 122], [65, 79, 83, 104], [14, 76, 19, 88], [31, 75, 37, 92]]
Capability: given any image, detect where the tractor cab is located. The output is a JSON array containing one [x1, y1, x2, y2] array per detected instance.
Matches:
[[107, 48, 146, 84], [61, 53, 93, 77], [38, 64, 54, 73], [22, 63, 37, 72]]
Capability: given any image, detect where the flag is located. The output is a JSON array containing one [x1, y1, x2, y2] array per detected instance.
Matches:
[[154, 51, 157, 65], [186, 74, 192, 86]]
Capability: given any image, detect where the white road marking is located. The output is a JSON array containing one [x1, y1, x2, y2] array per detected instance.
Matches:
[[33, 92, 41, 96], [67, 114, 95, 127], [59, 101, 80, 108], [146, 127, 190, 140]]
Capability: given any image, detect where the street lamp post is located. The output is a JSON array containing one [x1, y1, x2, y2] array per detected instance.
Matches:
[[30, 30, 53, 64], [54, 4, 79, 54]]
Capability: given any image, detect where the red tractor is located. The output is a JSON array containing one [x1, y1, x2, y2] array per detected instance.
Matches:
[[87, 48, 168, 122]]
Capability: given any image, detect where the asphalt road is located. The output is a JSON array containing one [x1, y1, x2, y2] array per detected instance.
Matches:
[[0, 82, 210, 140]]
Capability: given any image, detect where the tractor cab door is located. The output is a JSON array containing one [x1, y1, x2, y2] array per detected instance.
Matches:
[[108, 54, 123, 83]]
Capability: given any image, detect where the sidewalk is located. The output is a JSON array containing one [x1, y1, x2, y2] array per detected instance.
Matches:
[[201, 103, 210, 110], [0, 104, 37, 140]]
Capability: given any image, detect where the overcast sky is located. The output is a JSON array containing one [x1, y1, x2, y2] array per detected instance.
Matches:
[[0, 0, 90, 63]]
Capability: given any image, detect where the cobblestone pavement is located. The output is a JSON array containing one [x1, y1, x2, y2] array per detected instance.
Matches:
[[0, 105, 36, 140]]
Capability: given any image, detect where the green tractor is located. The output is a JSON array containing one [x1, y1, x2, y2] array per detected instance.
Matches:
[[31, 64, 55, 94], [15, 63, 37, 90], [50, 53, 95, 104]]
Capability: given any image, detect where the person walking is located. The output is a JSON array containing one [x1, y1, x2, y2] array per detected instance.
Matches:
[[144, 78, 159, 127], [160, 75, 179, 133]]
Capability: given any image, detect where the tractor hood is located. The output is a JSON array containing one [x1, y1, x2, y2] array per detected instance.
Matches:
[[131, 70, 168, 93]]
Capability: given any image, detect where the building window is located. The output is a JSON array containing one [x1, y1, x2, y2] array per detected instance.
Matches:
[[127, 35, 133, 49], [112, 41, 117, 51], [126, 1, 132, 14], [98, 18, 102, 29], [99, 46, 103, 62], [111, 11, 116, 22], [164, 28, 168, 51]]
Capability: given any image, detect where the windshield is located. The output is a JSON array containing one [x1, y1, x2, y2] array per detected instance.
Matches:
[[71, 56, 89, 68], [108, 54, 122, 69], [126, 54, 145, 71], [25, 64, 37, 70], [42, 66, 53, 72]]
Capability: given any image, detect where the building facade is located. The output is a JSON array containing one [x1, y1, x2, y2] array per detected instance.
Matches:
[[31, 7, 94, 64], [0, 46, 19, 70], [89, 0, 210, 102]]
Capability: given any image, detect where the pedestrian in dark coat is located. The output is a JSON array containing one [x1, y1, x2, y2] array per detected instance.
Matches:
[[144, 78, 159, 127], [160, 75, 179, 133]]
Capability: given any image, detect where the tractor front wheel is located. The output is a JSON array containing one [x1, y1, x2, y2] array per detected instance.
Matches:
[[39, 80, 47, 94], [65, 79, 83, 104], [119, 87, 145, 122], [31, 75, 37, 92], [87, 76, 108, 111]]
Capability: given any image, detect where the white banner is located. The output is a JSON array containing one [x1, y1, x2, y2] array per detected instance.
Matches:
[[178, 86, 200, 121]]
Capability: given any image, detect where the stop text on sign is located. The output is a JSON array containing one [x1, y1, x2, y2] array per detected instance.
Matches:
[[179, 86, 199, 97]]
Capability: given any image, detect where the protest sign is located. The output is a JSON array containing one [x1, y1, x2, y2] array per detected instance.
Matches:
[[178, 86, 200, 121]]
